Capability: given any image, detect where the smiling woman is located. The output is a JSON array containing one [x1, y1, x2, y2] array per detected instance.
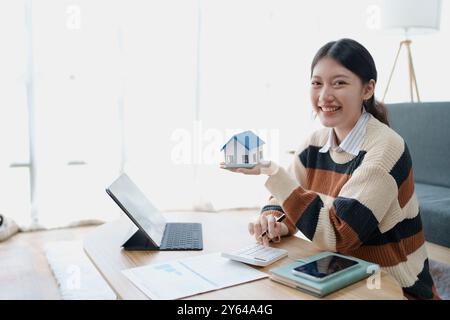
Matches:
[[310, 58, 375, 144], [309, 39, 388, 144], [223, 38, 440, 300]]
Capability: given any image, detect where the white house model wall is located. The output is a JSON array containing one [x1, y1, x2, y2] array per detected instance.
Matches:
[[223, 141, 263, 165], [222, 131, 265, 165]]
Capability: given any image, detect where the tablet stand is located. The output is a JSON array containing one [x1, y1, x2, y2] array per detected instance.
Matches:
[[122, 229, 160, 251]]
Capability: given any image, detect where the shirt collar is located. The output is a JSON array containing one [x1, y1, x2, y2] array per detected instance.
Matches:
[[319, 110, 370, 156]]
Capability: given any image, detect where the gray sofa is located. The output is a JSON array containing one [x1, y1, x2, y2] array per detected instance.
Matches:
[[387, 102, 450, 248]]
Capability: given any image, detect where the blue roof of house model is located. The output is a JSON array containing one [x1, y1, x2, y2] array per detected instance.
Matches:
[[220, 130, 265, 151]]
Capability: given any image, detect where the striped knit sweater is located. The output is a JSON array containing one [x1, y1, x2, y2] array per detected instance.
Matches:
[[262, 114, 439, 300]]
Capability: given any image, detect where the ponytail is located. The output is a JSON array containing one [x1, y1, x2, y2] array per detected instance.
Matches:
[[364, 96, 390, 127]]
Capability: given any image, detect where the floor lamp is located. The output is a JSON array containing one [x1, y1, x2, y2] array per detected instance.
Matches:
[[383, 38, 420, 103], [381, 0, 442, 103]]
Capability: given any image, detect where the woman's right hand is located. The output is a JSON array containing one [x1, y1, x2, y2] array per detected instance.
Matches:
[[219, 161, 273, 175], [248, 215, 289, 246]]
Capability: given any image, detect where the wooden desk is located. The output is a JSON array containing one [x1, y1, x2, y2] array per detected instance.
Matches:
[[83, 211, 403, 300]]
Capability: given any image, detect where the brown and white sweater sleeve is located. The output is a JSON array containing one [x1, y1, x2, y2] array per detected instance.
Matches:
[[260, 195, 298, 235], [264, 162, 397, 252], [259, 149, 309, 236]]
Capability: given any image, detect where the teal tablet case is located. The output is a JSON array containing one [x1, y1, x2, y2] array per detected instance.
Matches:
[[269, 251, 380, 297]]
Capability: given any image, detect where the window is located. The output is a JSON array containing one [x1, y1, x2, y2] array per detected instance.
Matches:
[[4, 0, 449, 225], [0, 0, 124, 229], [242, 155, 249, 163], [31, 0, 122, 228]]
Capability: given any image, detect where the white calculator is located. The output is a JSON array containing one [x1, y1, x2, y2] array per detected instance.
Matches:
[[221, 243, 288, 267]]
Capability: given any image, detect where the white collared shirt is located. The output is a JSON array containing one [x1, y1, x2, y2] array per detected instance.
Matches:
[[319, 110, 370, 156]]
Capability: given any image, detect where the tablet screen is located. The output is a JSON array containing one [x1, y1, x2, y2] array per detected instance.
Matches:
[[293, 255, 358, 279], [107, 173, 167, 246]]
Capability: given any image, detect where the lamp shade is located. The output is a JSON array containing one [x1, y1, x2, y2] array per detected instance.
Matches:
[[381, 0, 442, 35]]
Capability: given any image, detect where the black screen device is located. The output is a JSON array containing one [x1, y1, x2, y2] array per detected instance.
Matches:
[[292, 254, 359, 281], [106, 173, 203, 251]]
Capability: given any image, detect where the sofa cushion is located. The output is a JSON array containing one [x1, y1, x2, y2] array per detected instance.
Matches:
[[414, 183, 450, 247], [387, 102, 450, 188]]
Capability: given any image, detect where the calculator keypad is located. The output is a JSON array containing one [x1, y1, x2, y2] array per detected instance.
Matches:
[[235, 244, 286, 261]]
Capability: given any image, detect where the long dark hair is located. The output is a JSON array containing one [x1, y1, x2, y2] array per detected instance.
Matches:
[[310, 38, 389, 126]]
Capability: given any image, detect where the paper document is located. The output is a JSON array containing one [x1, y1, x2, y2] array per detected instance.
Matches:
[[122, 252, 268, 299]]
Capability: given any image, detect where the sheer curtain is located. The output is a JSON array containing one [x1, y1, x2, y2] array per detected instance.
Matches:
[[0, 0, 124, 229], [31, 0, 124, 229], [0, 1, 30, 228], [1, 0, 449, 229], [120, 0, 199, 210]]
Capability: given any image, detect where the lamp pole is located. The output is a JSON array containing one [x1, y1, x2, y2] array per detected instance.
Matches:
[[382, 34, 421, 103]]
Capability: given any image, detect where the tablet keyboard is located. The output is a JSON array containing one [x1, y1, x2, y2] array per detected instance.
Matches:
[[160, 223, 203, 250]]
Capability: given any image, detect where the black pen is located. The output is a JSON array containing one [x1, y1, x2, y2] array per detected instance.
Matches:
[[258, 214, 286, 239]]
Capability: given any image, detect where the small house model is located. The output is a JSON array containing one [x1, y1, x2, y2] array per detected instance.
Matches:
[[221, 131, 265, 166]]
